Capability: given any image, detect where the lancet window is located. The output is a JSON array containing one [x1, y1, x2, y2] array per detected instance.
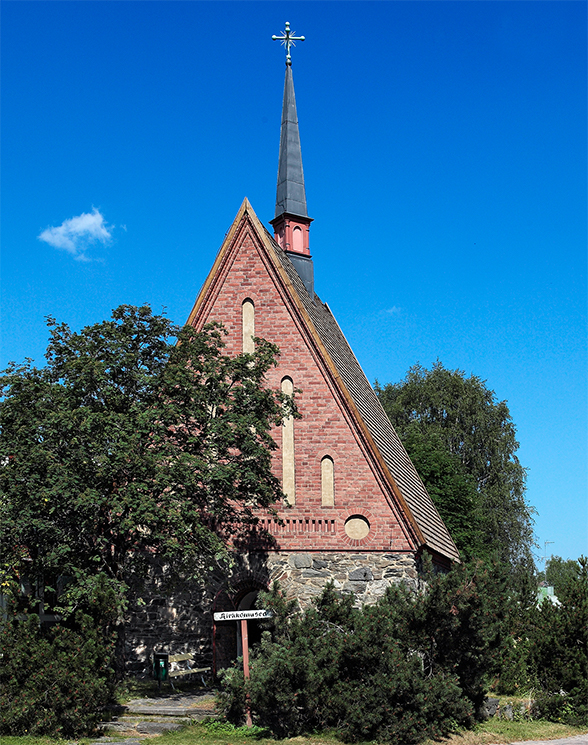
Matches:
[[281, 377, 295, 505], [321, 456, 334, 506], [242, 299, 255, 354]]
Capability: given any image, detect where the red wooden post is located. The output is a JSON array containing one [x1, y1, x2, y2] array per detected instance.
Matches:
[[241, 618, 253, 727], [213, 610, 272, 728]]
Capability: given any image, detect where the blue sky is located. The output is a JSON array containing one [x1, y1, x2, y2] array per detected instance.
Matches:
[[2, 1, 586, 564]]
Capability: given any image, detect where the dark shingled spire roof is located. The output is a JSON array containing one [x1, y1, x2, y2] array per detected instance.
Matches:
[[275, 66, 308, 219]]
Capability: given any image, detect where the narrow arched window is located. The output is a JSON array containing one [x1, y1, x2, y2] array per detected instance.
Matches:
[[321, 456, 334, 507], [242, 299, 255, 354], [281, 377, 295, 505]]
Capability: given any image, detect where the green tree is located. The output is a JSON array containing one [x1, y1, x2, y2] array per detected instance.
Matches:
[[529, 557, 588, 724], [541, 555, 582, 597], [376, 362, 535, 591], [0, 305, 294, 665], [400, 425, 480, 559]]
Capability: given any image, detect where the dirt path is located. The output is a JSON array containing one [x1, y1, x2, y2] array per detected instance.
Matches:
[[492, 737, 588, 745]]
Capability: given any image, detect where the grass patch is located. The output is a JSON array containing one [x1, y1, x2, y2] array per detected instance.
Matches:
[[150, 723, 346, 745], [116, 720, 588, 745], [0, 739, 62, 745], [0, 719, 586, 745], [426, 720, 588, 745]]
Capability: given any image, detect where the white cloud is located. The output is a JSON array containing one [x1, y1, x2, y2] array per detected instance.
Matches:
[[385, 306, 402, 315], [38, 208, 112, 261]]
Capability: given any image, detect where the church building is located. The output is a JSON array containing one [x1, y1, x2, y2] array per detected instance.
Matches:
[[127, 25, 458, 674]]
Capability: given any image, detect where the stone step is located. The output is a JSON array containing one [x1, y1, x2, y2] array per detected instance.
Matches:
[[94, 716, 194, 743], [107, 693, 216, 719], [119, 704, 214, 717], [94, 692, 217, 741], [101, 720, 187, 734]]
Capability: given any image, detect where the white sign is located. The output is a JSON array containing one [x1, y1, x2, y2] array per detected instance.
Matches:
[[213, 609, 273, 622]]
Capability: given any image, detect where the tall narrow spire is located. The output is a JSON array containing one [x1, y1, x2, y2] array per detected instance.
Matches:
[[270, 22, 313, 278], [275, 65, 308, 220]]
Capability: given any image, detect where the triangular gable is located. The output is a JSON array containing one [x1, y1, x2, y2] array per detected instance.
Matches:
[[187, 199, 460, 563]]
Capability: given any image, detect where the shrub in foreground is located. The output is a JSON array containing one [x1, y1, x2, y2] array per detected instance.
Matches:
[[0, 611, 115, 737], [219, 564, 503, 744]]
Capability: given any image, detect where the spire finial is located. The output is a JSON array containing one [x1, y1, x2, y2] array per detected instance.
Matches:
[[272, 21, 305, 66]]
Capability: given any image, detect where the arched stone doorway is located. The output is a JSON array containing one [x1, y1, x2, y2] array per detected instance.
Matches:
[[212, 577, 267, 676]]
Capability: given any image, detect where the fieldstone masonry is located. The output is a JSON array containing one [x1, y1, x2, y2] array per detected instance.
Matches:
[[266, 551, 420, 606], [124, 557, 230, 674]]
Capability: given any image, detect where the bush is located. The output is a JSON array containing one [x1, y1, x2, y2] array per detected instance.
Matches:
[[327, 601, 471, 744], [408, 560, 506, 716], [202, 720, 270, 739], [494, 628, 535, 694], [0, 611, 116, 737], [218, 566, 503, 744], [532, 689, 587, 726], [528, 557, 588, 725], [219, 584, 337, 737]]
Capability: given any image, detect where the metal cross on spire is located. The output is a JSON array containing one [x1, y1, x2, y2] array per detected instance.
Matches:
[[272, 21, 305, 66]]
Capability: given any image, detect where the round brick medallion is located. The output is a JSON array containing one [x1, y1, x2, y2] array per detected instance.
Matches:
[[344, 515, 370, 540]]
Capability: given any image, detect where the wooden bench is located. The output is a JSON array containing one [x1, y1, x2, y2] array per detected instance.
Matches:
[[152, 651, 211, 690]]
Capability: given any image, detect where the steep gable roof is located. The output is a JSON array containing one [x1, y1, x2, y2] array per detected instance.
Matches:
[[187, 199, 460, 564]]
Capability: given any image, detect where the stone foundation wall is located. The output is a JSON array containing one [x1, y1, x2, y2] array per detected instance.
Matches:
[[266, 551, 420, 607], [124, 550, 420, 674], [124, 563, 223, 675]]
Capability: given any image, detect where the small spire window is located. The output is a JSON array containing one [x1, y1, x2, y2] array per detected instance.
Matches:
[[292, 225, 303, 253]]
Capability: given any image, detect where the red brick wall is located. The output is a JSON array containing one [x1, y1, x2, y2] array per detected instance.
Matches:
[[189, 220, 417, 555]]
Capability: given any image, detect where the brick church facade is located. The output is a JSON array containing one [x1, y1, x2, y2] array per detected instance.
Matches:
[[126, 43, 458, 674]]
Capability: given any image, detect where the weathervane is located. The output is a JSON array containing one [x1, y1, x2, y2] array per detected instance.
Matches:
[[272, 21, 305, 66]]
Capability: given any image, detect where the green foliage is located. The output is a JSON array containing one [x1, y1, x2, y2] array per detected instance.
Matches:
[[202, 720, 270, 739], [325, 588, 472, 745], [0, 611, 115, 737], [219, 567, 505, 744], [217, 664, 248, 726], [407, 559, 506, 714], [540, 555, 582, 597], [493, 614, 536, 695], [493, 556, 587, 721], [376, 362, 535, 594], [399, 425, 480, 559], [528, 557, 588, 724], [0, 305, 295, 649]]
